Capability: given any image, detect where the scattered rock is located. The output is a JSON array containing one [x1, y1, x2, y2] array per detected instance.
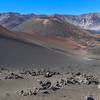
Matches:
[[20, 69, 60, 78], [66, 72, 99, 85], [60, 79, 67, 86], [39, 80, 51, 90], [17, 87, 39, 96], [31, 72, 37, 76], [16, 71, 99, 97], [56, 81, 62, 87], [44, 71, 53, 78], [51, 86, 60, 91], [5, 73, 24, 79], [97, 84, 100, 89], [42, 90, 50, 94]]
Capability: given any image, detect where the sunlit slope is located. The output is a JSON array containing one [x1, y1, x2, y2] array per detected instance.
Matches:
[[12, 16, 100, 57]]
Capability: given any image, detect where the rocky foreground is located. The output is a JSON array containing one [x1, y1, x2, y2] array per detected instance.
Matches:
[[0, 67, 100, 100]]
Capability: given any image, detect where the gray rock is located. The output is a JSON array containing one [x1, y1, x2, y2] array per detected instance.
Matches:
[[5, 73, 24, 79]]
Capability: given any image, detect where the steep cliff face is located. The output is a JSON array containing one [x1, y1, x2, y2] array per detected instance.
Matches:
[[56, 13, 100, 32]]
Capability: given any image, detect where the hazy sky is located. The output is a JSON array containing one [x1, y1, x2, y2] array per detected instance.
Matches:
[[0, 0, 100, 15]]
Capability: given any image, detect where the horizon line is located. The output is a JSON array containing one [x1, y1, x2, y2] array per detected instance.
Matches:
[[0, 11, 100, 16]]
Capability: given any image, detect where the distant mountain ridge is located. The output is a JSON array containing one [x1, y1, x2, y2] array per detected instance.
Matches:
[[0, 12, 100, 33], [53, 13, 100, 33]]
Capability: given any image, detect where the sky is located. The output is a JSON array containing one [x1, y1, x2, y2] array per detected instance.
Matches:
[[0, 0, 100, 15]]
